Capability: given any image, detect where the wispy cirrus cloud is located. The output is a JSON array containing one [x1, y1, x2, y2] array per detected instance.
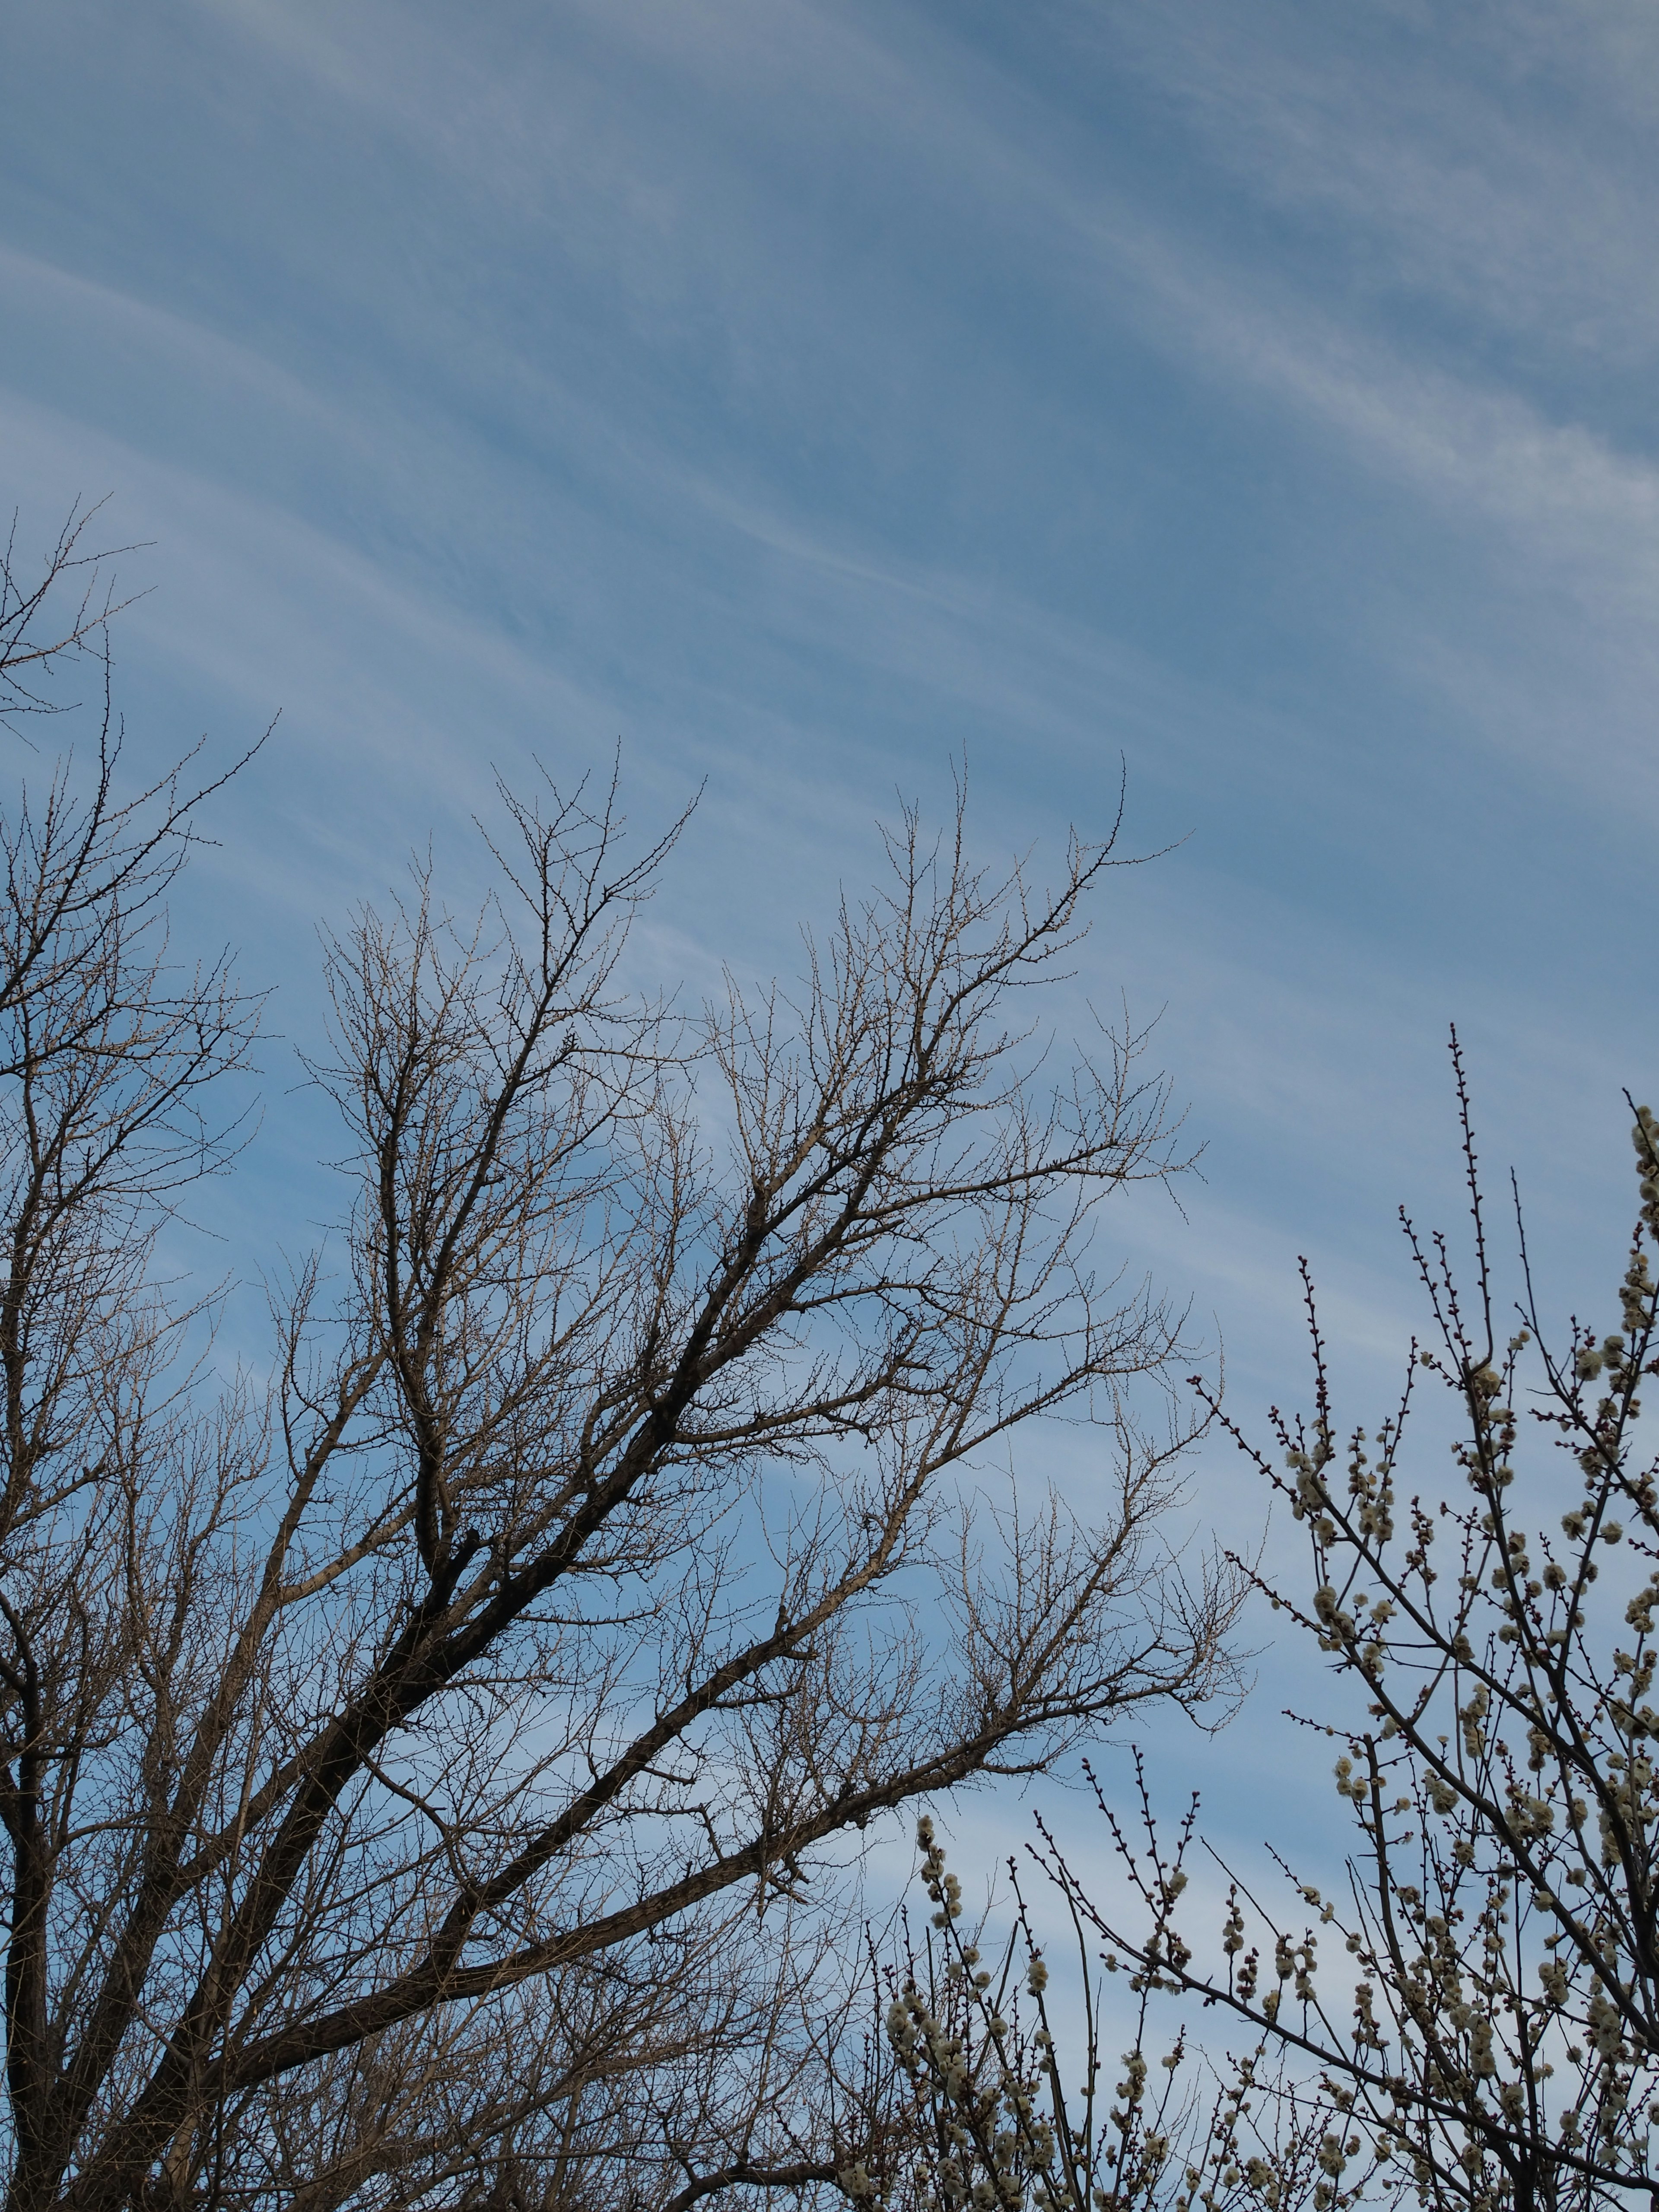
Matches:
[[2, 0, 1654, 1528]]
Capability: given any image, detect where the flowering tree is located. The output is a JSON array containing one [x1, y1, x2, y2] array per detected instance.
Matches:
[[879, 1045, 1659, 2212], [855, 1813, 1338, 2212]]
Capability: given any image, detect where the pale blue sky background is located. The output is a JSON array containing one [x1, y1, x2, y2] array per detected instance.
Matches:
[[4, 0, 1658, 1884]]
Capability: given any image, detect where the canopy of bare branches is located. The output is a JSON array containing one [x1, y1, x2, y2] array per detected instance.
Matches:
[[0, 513, 1238, 2212]]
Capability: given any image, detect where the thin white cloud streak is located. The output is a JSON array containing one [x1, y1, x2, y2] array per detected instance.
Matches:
[[1102, 0, 1659, 364]]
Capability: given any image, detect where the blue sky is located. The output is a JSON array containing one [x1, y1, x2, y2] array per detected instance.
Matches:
[[4, 0, 1657, 1881]]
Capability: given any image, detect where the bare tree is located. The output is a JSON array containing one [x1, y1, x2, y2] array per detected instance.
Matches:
[[0, 516, 1239, 2212], [0, 502, 148, 744], [947, 1039, 1659, 2212]]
